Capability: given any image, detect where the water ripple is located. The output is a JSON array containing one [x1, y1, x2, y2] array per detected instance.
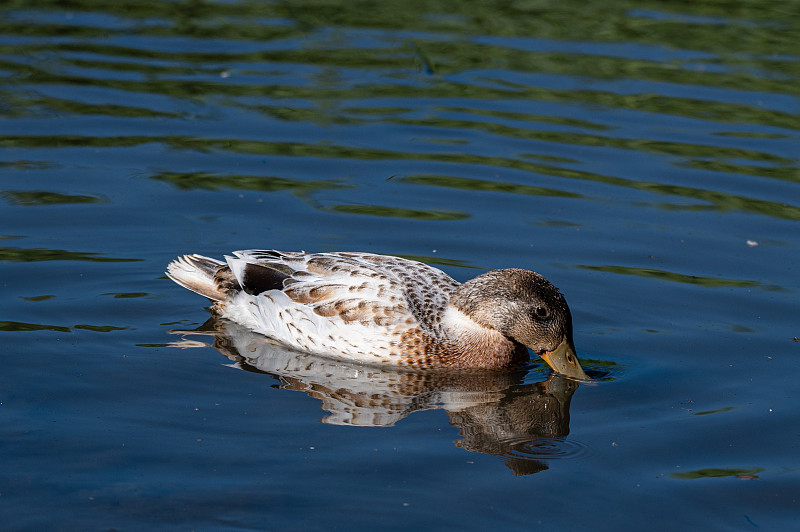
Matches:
[[504, 437, 593, 461]]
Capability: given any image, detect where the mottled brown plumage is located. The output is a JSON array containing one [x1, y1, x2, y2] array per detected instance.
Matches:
[[166, 250, 588, 378]]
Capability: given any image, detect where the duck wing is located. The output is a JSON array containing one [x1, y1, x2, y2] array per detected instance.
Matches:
[[225, 250, 459, 331]]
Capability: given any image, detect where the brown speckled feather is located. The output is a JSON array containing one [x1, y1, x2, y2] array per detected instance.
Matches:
[[167, 250, 569, 370]]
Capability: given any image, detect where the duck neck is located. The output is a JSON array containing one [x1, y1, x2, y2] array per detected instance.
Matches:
[[439, 305, 526, 368]]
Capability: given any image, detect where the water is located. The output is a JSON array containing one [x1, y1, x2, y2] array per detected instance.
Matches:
[[2, 0, 799, 529]]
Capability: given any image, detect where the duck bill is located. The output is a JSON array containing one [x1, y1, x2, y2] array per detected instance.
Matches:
[[539, 336, 589, 381]]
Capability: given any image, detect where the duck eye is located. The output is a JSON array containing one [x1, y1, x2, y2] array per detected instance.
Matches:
[[535, 306, 549, 319]]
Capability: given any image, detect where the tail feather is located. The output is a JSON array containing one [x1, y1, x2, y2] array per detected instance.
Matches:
[[166, 254, 229, 301]]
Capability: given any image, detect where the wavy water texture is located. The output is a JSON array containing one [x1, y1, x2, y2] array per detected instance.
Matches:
[[2, 2, 799, 530], [2, 1, 797, 217]]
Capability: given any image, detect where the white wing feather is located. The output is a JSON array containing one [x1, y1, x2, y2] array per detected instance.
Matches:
[[213, 250, 456, 362]]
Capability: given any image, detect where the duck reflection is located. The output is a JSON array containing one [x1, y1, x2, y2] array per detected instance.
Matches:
[[171, 316, 581, 475]]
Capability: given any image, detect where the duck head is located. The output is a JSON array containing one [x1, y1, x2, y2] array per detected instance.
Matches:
[[452, 268, 589, 380]]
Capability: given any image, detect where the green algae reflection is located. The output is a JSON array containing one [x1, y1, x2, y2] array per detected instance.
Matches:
[[402, 174, 581, 198], [0, 321, 128, 333], [579, 265, 781, 291], [3, 0, 799, 133], [670, 467, 764, 480], [0, 247, 141, 263], [326, 204, 469, 221], [151, 171, 350, 195], [1, 190, 107, 206], [4, 136, 797, 222]]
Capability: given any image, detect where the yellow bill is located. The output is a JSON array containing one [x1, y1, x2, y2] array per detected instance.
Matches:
[[539, 335, 589, 380]]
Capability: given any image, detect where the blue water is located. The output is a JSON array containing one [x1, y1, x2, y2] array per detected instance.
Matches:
[[2, 1, 799, 530]]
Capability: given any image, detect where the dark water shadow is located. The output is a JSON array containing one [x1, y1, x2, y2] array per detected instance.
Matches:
[[170, 316, 585, 476]]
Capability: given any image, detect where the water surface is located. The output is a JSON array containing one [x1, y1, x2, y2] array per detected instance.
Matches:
[[1, 1, 799, 530]]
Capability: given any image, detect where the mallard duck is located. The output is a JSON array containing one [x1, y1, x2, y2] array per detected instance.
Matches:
[[166, 250, 588, 379]]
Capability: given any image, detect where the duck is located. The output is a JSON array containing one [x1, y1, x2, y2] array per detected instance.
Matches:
[[166, 250, 589, 380]]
